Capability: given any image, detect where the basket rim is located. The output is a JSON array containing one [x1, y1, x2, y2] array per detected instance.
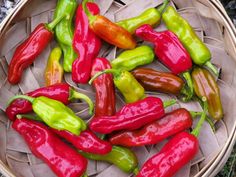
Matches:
[[0, 0, 236, 177]]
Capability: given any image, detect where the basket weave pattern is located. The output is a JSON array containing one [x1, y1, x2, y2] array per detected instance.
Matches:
[[0, 0, 236, 177]]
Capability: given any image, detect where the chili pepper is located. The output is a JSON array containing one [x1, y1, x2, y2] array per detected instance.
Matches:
[[132, 68, 184, 95], [91, 58, 116, 116], [137, 98, 208, 177], [162, 6, 218, 76], [89, 96, 176, 134], [54, 0, 77, 72], [7, 15, 66, 85], [90, 69, 145, 103], [72, 2, 101, 84], [13, 118, 87, 177], [135, 24, 193, 101], [192, 67, 223, 120], [116, 0, 169, 34], [5, 83, 94, 121], [80, 146, 138, 174], [44, 47, 63, 86], [109, 108, 192, 147], [7, 95, 88, 135], [82, 0, 136, 49], [111, 45, 154, 71]]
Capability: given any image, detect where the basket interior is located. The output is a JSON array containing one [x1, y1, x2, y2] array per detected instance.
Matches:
[[0, 0, 236, 177]]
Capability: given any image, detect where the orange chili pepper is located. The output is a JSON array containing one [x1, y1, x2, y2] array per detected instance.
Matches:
[[44, 47, 63, 86], [82, 0, 136, 49]]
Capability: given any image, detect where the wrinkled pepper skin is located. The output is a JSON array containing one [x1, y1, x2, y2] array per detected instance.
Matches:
[[44, 47, 63, 86], [52, 129, 112, 154], [8, 24, 53, 84], [6, 83, 70, 121], [192, 67, 223, 120], [54, 0, 77, 72], [116, 0, 169, 34], [13, 119, 87, 177], [82, 0, 136, 49], [80, 146, 138, 173], [132, 68, 184, 95], [135, 25, 192, 75], [89, 97, 166, 134], [162, 7, 218, 76], [91, 58, 116, 116], [109, 108, 192, 147], [137, 132, 198, 177], [111, 45, 154, 71], [72, 2, 101, 83]]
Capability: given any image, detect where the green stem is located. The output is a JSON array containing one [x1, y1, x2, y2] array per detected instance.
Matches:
[[133, 167, 139, 175], [7, 95, 35, 107], [46, 13, 68, 31], [189, 111, 202, 118], [89, 69, 120, 85], [191, 97, 208, 137], [163, 99, 176, 108], [16, 114, 43, 122], [157, 0, 170, 14], [204, 61, 219, 78], [180, 71, 193, 102], [69, 88, 94, 115], [206, 116, 216, 133], [82, 173, 88, 177], [82, 0, 97, 24]]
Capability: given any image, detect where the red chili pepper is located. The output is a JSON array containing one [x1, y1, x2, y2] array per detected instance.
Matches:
[[72, 2, 101, 84], [109, 108, 192, 147], [13, 118, 87, 177], [91, 58, 116, 116], [135, 24, 193, 101], [6, 83, 94, 121], [8, 15, 65, 84], [89, 97, 176, 134], [52, 129, 112, 154]]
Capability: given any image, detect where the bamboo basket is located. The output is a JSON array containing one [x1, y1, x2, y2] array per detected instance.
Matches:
[[0, 0, 236, 177]]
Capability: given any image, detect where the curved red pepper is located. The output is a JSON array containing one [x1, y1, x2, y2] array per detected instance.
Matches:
[[109, 108, 192, 147], [6, 83, 70, 121], [137, 131, 198, 177], [13, 118, 87, 177], [8, 24, 53, 84], [72, 2, 101, 83], [89, 97, 175, 134], [91, 58, 116, 116], [52, 129, 112, 154]]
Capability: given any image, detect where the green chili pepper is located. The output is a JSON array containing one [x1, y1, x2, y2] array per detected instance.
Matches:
[[162, 6, 218, 76], [111, 45, 154, 71], [80, 146, 138, 174], [89, 69, 145, 103], [116, 0, 169, 34], [54, 0, 77, 72], [7, 95, 86, 135]]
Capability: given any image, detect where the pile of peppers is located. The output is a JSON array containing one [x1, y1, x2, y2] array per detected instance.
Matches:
[[5, 0, 225, 177]]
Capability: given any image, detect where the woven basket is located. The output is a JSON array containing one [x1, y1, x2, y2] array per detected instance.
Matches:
[[0, 0, 236, 177]]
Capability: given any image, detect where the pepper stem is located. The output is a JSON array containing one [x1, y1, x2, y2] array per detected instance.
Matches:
[[157, 0, 170, 14], [69, 88, 94, 115], [82, 173, 88, 177], [89, 69, 120, 85], [191, 97, 208, 137], [82, 0, 97, 25], [16, 114, 43, 122], [204, 61, 219, 78], [190, 111, 202, 118], [163, 99, 176, 108], [7, 95, 35, 107], [133, 167, 139, 175], [180, 71, 193, 102], [46, 14, 68, 31]]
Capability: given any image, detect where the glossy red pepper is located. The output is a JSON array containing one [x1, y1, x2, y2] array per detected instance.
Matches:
[[72, 2, 101, 83], [52, 129, 112, 154], [6, 83, 94, 121], [13, 118, 87, 177], [91, 58, 116, 116], [135, 24, 193, 101], [109, 108, 192, 147], [89, 97, 176, 134], [7, 14, 65, 84]]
